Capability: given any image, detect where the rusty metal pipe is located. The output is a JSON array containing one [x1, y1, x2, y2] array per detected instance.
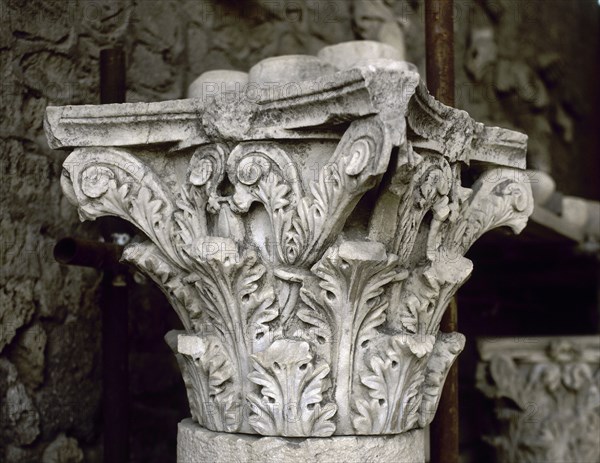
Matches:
[[100, 48, 126, 104], [101, 272, 129, 463], [53, 235, 129, 463], [425, 0, 455, 106], [99, 47, 130, 463], [53, 47, 129, 463], [430, 298, 459, 463], [54, 237, 124, 272], [425, 1, 458, 463]]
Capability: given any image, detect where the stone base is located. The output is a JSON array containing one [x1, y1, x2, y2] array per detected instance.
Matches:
[[177, 419, 425, 463]]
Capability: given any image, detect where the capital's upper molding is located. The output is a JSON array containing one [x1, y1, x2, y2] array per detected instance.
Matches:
[[45, 41, 533, 438], [45, 47, 525, 170]]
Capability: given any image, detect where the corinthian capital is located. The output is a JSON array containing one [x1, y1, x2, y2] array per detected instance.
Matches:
[[478, 336, 600, 463], [45, 41, 533, 439]]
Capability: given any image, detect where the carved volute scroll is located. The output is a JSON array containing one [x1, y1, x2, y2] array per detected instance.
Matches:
[[46, 41, 534, 437]]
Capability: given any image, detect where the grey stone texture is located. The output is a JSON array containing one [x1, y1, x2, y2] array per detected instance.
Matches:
[[1, 0, 598, 462], [177, 418, 425, 463], [477, 336, 600, 463], [454, 0, 600, 199], [46, 36, 535, 447]]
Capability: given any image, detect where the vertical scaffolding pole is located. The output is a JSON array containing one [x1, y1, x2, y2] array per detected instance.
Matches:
[[99, 48, 129, 463], [425, 1, 459, 463], [100, 49, 126, 104], [425, 0, 455, 106]]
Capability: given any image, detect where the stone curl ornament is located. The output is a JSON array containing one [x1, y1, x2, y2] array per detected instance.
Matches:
[[45, 41, 533, 462]]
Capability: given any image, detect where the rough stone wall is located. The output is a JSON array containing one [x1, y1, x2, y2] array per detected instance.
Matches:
[[454, 0, 600, 200], [1, 1, 597, 462], [1, 1, 356, 461]]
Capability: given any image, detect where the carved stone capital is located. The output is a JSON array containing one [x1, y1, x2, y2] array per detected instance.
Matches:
[[46, 41, 533, 440], [477, 336, 600, 463]]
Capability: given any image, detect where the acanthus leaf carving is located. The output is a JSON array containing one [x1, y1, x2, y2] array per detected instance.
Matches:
[[247, 339, 337, 437], [354, 333, 435, 434], [388, 149, 455, 264], [62, 147, 185, 269], [440, 167, 533, 258], [227, 117, 391, 269], [167, 332, 239, 433], [183, 239, 278, 428], [49, 51, 534, 439], [297, 241, 407, 434], [419, 332, 466, 427], [123, 241, 197, 330]]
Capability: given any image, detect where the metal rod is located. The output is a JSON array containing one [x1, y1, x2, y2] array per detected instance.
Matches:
[[430, 298, 459, 463], [54, 237, 124, 272], [53, 235, 129, 463], [425, 0, 455, 106], [100, 49, 126, 104], [53, 47, 129, 463], [425, 1, 458, 463], [100, 47, 129, 463], [101, 270, 129, 463]]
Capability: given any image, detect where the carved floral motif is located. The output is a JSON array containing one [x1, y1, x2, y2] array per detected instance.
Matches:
[[247, 339, 336, 437], [47, 47, 533, 437]]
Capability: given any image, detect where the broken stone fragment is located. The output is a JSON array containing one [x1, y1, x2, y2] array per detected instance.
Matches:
[[42, 433, 84, 463]]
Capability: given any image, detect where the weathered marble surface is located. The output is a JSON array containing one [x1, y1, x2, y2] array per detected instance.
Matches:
[[477, 336, 600, 463], [4, 0, 595, 460], [46, 39, 532, 449], [178, 418, 424, 463], [527, 169, 600, 250]]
